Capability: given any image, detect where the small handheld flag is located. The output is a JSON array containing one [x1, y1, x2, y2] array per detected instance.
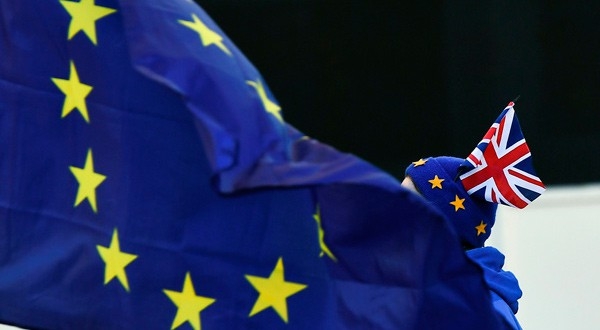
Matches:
[[460, 102, 546, 208]]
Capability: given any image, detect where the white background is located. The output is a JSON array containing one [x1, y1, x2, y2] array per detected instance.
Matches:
[[489, 183, 600, 329]]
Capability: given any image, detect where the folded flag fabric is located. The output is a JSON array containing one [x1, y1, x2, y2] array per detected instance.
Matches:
[[0, 0, 503, 329]]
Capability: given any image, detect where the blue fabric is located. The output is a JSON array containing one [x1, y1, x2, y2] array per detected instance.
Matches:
[[491, 292, 523, 330], [405, 156, 498, 248], [0, 0, 504, 329], [467, 247, 523, 329]]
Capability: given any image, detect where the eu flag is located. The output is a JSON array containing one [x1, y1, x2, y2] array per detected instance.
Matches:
[[0, 0, 503, 329]]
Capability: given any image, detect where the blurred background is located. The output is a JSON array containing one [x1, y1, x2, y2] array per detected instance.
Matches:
[[200, 0, 600, 186]]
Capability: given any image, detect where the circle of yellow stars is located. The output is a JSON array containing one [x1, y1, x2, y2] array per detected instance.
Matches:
[[53, 0, 114, 212], [49, 4, 312, 329]]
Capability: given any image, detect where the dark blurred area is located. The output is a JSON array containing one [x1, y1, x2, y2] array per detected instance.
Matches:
[[198, 0, 600, 185]]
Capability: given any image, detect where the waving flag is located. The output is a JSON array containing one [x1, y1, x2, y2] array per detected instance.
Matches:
[[0, 0, 503, 329], [460, 102, 546, 208]]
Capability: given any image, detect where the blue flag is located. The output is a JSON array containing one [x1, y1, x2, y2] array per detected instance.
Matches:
[[0, 0, 503, 329]]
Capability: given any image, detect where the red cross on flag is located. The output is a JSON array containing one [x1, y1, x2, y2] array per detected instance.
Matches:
[[459, 102, 546, 208]]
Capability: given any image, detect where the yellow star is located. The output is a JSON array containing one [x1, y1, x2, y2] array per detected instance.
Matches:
[[313, 205, 337, 262], [449, 195, 466, 212], [247, 79, 283, 122], [179, 13, 231, 56], [51, 61, 93, 123], [428, 175, 445, 189], [245, 257, 307, 323], [412, 158, 427, 167], [96, 228, 138, 292], [59, 0, 116, 45], [475, 221, 488, 236], [164, 272, 216, 330], [69, 149, 106, 213]]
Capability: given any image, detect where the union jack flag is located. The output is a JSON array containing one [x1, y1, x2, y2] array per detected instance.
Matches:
[[459, 102, 546, 209]]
